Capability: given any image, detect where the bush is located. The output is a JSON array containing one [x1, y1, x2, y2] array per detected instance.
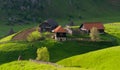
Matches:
[[36, 47, 49, 62], [27, 31, 42, 42]]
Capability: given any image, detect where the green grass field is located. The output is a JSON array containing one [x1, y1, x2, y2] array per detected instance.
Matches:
[[57, 46, 120, 70], [0, 39, 116, 64], [0, 0, 120, 69], [0, 19, 120, 70], [0, 61, 92, 70], [104, 22, 120, 44], [56, 22, 120, 70]]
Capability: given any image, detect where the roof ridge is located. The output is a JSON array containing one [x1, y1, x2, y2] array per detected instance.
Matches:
[[53, 26, 66, 33]]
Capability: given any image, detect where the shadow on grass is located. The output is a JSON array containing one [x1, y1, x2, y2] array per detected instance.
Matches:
[[49, 33, 119, 62], [49, 39, 118, 62], [0, 44, 37, 65], [0, 33, 119, 65]]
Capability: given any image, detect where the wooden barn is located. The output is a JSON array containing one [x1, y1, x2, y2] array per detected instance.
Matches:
[[52, 26, 67, 41], [39, 19, 58, 32], [80, 22, 105, 33]]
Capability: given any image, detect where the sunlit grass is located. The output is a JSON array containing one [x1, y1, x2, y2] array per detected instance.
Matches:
[[57, 46, 120, 70], [0, 34, 16, 42], [0, 61, 92, 70], [105, 22, 120, 44]]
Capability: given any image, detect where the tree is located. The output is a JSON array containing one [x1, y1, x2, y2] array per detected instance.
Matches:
[[27, 30, 42, 42], [90, 27, 100, 41], [36, 47, 49, 62]]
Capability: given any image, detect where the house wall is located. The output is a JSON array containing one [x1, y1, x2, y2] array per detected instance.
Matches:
[[65, 27, 73, 35], [55, 37, 67, 41], [80, 29, 104, 34], [56, 33, 66, 37], [55, 33, 67, 41]]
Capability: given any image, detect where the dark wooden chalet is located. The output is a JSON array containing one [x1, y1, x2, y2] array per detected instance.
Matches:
[[39, 19, 58, 32], [52, 26, 67, 41], [80, 22, 105, 33]]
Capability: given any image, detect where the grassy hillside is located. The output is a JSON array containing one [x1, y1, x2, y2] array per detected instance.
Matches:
[[0, 22, 119, 64], [104, 22, 120, 44], [0, 61, 56, 70], [0, 61, 92, 70], [0, 34, 16, 42], [0, 23, 37, 38], [0, 20, 119, 70], [57, 46, 120, 70], [0, 39, 116, 64]]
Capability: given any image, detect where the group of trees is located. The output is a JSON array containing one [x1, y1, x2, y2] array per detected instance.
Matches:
[[0, 0, 52, 24], [0, 0, 84, 25], [27, 30, 42, 42], [1, 0, 51, 10]]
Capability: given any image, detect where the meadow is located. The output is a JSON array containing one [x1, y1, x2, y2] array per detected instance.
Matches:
[[0, 0, 120, 69], [0, 17, 120, 38], [0, 18, 120, 70], [0, 61, 92, 70], [104, 22, 120, 44], [57, 46, 120, 70]]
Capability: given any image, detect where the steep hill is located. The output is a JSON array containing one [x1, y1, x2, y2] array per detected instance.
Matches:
[[57, 46, 120, 70], [0, 0, 120, 23], [0, 39, 116, 64], [0, 22, 119, 64], [104, 22, 120, 44]]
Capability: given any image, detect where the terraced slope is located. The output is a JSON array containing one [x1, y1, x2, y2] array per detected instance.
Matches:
[[0, 28, 36, 42], [12, 28, 36, 41]]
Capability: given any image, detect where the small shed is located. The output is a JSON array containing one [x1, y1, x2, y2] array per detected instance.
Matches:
[[80, 22, 105, 33], [52, 26, 67, 41], [39, 19, 58, 32]]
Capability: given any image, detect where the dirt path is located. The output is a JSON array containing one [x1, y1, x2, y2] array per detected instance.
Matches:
[[29, 59, 63, 68], [12, 28, 36, 40]]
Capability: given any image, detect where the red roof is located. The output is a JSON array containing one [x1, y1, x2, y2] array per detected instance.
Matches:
[[83, 22, 104, 30], [53, 26, 66, 33]]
